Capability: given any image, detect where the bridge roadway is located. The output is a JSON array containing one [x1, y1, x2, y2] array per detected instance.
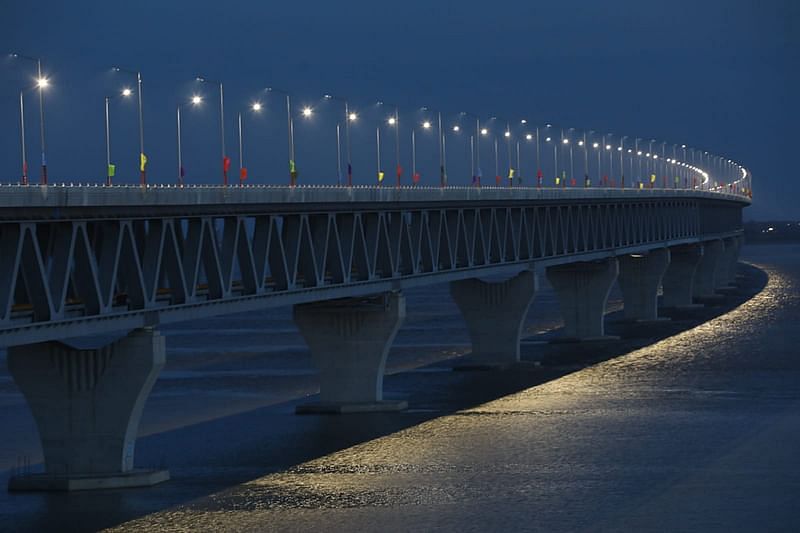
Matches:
[[0, 184, 748, 491]]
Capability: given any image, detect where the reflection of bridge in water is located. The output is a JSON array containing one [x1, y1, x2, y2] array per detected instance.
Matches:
[[1, 184, 748, 490]]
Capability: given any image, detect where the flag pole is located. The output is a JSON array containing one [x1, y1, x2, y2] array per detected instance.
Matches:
[[176, 105, 182, 186], [37, 59, 48, 185], [376, 126, 381, 186]]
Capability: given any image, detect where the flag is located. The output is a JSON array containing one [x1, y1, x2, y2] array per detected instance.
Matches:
[[495, 175, 502, 186], [396, 164, 403, 179], [140, 153, 148, 172], [412, 172, 421, 184], [537, 168, 543, 187], [223, 156, 231, 172], [650, 173, 656, 183], [240, 167, 248, 181], [107, 163, 116, 178], [289, 159, 298, 185], [508, 168, 515, 179], [378, 170, 385, 183], [555, 175, 561, 186]]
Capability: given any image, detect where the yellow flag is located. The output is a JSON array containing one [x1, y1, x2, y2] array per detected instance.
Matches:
[[378, 171, 385, 183], [140, 153, 148, 172], [508, 168, 515, 179], [650, 174, 656, 183]]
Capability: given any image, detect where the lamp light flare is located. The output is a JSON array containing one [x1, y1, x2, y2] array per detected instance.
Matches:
[[348, 112, 357, 121], [562, 138, 569, 144], [504, 131, 511, 138], [520, 119, 527, 124], [302, 106, 313, 117], [578, 140, 584, 146], [592, 142, 599, 148], [36, 77, 49, 88], [252, 102, 262, 111], [605, 144, 611, 150], [121, 88, 133, 97], [422, 121, 431, 129], [481, 128, 488, 135], [191, 95, 202, 105], [526, 134, 533, 140], [545, 137, 552, 142], [453, 125, 460, 132], [387, 117, 396, 125]]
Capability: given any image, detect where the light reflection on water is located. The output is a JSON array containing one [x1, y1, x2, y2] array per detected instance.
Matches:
[[110, 257, 800, 532]]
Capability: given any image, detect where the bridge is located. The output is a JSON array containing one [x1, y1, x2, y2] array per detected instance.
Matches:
[[1, 183, 748, 490]]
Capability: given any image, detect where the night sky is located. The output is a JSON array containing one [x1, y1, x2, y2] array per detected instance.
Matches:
[[1, 0, 797, 219]]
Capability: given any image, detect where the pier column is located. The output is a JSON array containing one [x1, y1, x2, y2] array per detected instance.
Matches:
[[717, 236, 742, 287], [661, 244, 703, 308], [546, 258, 619, 340], [7, 328, 168, 491], [450, 270, 537, 365], [294, 292, 407, 413], [693, 239, 725, 299], [618, 248, 671, 321]]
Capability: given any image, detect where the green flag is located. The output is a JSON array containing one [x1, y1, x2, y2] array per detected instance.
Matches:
[[107, 164, 116, 178]]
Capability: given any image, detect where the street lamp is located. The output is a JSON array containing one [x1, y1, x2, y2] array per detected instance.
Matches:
[[196, 76, 228, 185], [324, 94, 355, 186], [104, 87, 135, 186], [11, 53, 49, 185], [459, 111, 486, 186], [113, 66, 146, 185], [266, 87, 299, 186], [176, 95, 202, 186]]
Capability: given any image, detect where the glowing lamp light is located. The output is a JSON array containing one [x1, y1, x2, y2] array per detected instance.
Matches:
[[453, 125, 460, 132], [191, 95, 202, 105], [504, 131, 511, 138], [605, 144, 612, 150], [526, 133, 533, 140], [562, 138, 569, 144], [637, 150, 643, 155], [592, 142, 599, 148], [36, 77, 49, 88], [578, 140, 584, 146], [422, 121, 431, 129], [302, 107, 313, 117], [387, 117, 396, 125], [121, 88, 133, 97], [252, 102, 262, 111], [348, 112, 357, 121], [545, 136, 552, 142]]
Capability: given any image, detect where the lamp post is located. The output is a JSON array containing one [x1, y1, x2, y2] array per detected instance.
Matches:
[[11, 53, 49, 184], [18, 91, 27, 185], [580, 132, 588, 187], [378, 101, 401, 187], [112, 67, 146, 185], [104, 87, 134, 186], [266, 87, 297, 186], [176, 95, 203, 187], [196, 76, 227, 185], [461, 112, 483, 186], [324, 94, 354, 186]]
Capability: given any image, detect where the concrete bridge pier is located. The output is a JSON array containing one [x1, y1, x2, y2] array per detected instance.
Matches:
[[717, 236, 742, 288], [546, 258, 619, 341], [618, 248, 671, 322], [693, 239, 726, 300], [7, 328, 169, 491], [294, 292, 407, 414], [660, 244, 704, 308], [450, 270, 537, 367]]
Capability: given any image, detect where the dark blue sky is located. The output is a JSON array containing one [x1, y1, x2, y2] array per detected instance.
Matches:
[[1, 0, 797, 219]]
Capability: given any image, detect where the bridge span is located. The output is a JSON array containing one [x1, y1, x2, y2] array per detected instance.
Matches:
[[1, 184, 748, 490]]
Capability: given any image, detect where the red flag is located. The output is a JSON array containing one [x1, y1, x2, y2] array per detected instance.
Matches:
[[495, 175, 502, 186], [223, 156, 231, 172], [396, 164, 403, 179], [412, 172, 421, 184], [240, 167, 248, 181]]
